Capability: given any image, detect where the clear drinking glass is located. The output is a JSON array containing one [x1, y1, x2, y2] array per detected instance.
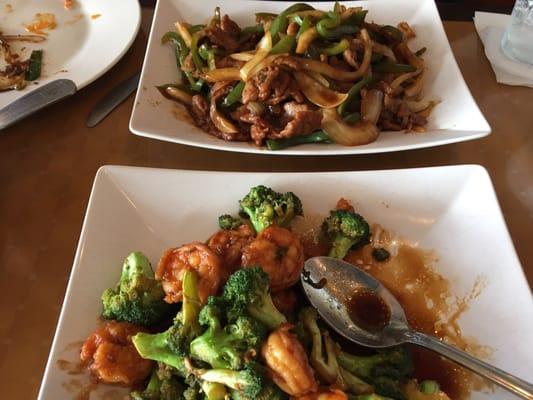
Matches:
[[501, 0, 533, 64]]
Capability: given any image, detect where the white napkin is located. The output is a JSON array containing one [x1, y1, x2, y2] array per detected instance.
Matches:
[[473, 11, 533, 88]]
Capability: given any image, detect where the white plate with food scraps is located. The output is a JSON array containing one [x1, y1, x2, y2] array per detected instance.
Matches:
[[38, 165, 532, 399], [129, 0, 490, 155], [0, 0, 140, 109]]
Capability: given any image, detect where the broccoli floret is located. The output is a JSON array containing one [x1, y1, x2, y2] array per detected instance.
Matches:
[[299, 307, 373, 394], [338, 347, 413, 399], [230, 380, 288, 400], [190, 296, 266, 369], [132, 271, 203, 376], [196, 363, 264, 398], [200, 381, 228, 400], [222, 267, 286, 330], [239, 185, 303, 233], [322, 209, 370, 259], [219, 214, 243, 230], [130, 365, 186, 400], [102, 251, 174, 326]]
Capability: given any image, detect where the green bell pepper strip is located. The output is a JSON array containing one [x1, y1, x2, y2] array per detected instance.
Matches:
[[270, 35, 295, 54], [316, 38, 349, 56], [190, 33, 205, 71], [296, 16, 311, 39], [316, 11, 341, 38], [222, 81, 245, 107], [198, 44, 216, 70], [343, 10, 367, 26], [266, 130, 332, 150], [337, 74, 373, 116], [189, 24, 206, 34], [161, 32, 203, 91], [25, 50, 43, 81], [372, 61, 416, 73], [317, 11, 360, 40], [379, 25, 404, 44], [290, 15, 304, 26], [270, 3, 314, 43], [343, 111, 361, 125]]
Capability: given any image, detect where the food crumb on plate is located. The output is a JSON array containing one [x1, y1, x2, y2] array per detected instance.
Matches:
[[64, 0, 75, 10], [4, 3, 13, 12], [24, 13, 57, 35], [91, 14, 102, 20]]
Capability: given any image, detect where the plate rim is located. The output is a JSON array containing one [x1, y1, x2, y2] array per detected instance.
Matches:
[[129, 0, 491, 155]]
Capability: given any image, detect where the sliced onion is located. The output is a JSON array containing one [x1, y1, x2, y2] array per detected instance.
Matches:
[[296, 27, 318, 54], [246, 101, 265, 115], [372, 41, 397, 62], [308, 71, 330, 87], [210, 101, 239, 134], [294, 71, 347, 108], [164, 86, 193, 105], [390, 70, 421, 93], [361, 89, 383, 125], [246, 53, 284, 80], [298, 28, 372, 81], [175, 22, 192, 48], [321, 108, 379, 146], [229, 52, 254, 62], [240, 31, 272, 81], [201, 68, 241, 82], [415, 100, 439, 117], [403, 70, 425, 98]]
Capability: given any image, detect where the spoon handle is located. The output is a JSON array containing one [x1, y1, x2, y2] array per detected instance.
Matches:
[[405, 330, 533, 399]]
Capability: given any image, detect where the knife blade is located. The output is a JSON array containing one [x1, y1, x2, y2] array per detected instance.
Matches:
[[0, 79, 77, 131], [86, 72, 141, 128]]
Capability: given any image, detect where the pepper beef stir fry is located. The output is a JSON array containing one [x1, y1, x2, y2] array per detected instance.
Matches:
[[159, 3, 437, 150], [81, 185, 454, 400]]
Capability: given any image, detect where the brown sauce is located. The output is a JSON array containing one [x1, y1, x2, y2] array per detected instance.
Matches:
[[57, 359, 86, 375], [344, 225, 490, 399], [347, 288, 390, 331]]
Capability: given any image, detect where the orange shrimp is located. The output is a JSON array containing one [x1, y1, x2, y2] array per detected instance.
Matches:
[[207, 224, 255, 274], [80, 321, 152, 385], [156, 242, 223, 303], [242, 225, 304, 291], [261, 324, 318, 396]]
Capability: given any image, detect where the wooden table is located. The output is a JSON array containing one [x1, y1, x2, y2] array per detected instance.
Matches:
[[1, 7, 532, 399]]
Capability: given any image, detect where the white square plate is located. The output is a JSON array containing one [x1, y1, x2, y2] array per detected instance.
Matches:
[[130, 0, 491, 155], [39, 165, 532, 399], [0, 0, 140, 109]]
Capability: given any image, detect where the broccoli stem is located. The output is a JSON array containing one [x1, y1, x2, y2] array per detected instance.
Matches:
[[248, 294, 286, 330], [328, 236, 356, 259], [182, 270, 202, 337], [133, 331, 186, 373]]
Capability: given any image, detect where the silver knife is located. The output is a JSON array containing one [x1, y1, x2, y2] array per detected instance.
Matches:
[[0, 79, 77, 130], [86, 72, 141, 128]]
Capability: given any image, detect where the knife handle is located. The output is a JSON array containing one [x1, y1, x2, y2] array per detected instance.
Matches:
[[0, 79, 77, 131]]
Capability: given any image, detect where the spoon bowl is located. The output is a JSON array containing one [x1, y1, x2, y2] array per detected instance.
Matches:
[[302, 256, 409, 348], [301, 256, 533, 399]]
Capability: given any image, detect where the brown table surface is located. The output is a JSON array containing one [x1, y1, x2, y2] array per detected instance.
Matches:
[[1, 6, 532, 399]]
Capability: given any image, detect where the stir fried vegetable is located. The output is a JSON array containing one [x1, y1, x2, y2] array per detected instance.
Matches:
[[157, 2, 436, 149]]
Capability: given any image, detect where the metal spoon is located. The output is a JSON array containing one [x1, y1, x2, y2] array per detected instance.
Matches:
[[301, 256, 533, 400]]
